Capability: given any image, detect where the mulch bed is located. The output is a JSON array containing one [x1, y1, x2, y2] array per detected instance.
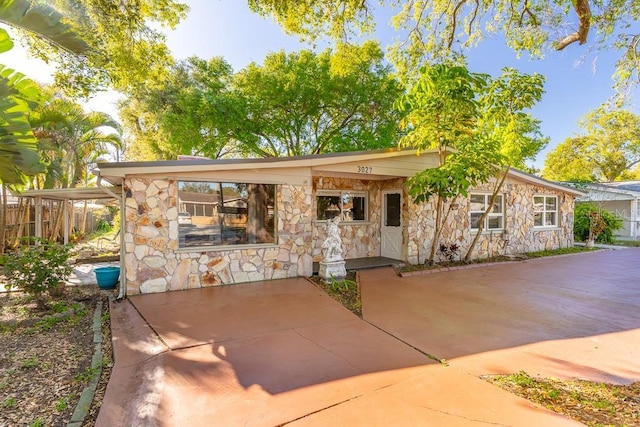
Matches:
[[0, 286, 113, 426]]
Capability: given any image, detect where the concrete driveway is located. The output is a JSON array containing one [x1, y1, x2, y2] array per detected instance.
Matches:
[[360, 248, 640, 384], [97, 249, 640, 426]]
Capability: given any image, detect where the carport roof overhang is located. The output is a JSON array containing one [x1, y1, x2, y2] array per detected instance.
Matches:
[[19, 186, 122, 201]]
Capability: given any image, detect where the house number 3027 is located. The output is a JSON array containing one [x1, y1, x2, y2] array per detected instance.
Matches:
[[357, 166, 373, 174]]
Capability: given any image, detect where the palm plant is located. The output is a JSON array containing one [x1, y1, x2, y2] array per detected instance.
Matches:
[[30, 93, 122, 237], [0, 0, 88, 252]]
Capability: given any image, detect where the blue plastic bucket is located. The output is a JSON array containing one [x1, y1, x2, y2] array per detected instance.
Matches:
[[94, 266, 120, 289]]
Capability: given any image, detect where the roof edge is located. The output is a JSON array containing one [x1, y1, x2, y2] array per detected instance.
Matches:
[[508, 169, 585, 196]]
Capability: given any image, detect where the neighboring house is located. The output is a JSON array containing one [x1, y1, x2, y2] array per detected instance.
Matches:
[[573, 181, 640, 240], [97, 149, 583, 295]]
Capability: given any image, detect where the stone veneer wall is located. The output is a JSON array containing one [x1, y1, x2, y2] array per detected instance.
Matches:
[[124, 178, 313, 295], [311, 177, 405, 262], [406, 180, 576, 264]]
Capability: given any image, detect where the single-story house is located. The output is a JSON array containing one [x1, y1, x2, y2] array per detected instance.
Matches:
[[96, 149, 583, 295], [573, 181, 640, 240]]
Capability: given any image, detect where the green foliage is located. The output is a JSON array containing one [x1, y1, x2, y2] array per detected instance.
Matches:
[[397, 63, 486, 154], [464, 68, 548, 261], [544, 108, 640, 182], [506, 371, 537, 388], [73, 365, 100, 384], [30, 89, 122, 189], [29, 418, 44, 427], [525, 246, 596, 258], [54, 397, 68, 411], [9, 0, 187, 96], [249, 0, 640, 99], [125, 41, 403, 160], [1, 239, 73, 308], [329, 276, 357, 292], [574, 203, 624, 243], [20, 355, 39, 369], [95, 217, 112, 233], [1, 396, 16, 408], [0, 0, 89, 54], [0, 29, 44, 184]]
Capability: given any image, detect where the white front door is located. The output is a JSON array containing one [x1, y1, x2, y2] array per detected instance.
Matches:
[[381, 190, 403, 260]]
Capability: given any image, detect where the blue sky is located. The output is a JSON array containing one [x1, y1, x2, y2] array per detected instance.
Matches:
[[1, 0, 635, 168]]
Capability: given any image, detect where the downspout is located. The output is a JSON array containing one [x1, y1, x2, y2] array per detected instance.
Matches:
[[97, 176, 126, 300]]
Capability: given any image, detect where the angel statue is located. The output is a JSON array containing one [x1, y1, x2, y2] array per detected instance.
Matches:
[[321, 216, 344, 262]]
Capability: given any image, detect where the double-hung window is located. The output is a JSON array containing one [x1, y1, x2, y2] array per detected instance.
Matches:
[[316, 190, 367, 222], [469, 193, 504, 230], [534, 195, 558, 227], [178, 181, 276, 248]]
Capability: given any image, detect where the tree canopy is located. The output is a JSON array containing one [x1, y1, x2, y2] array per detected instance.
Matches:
[[123, 41, 404, 160], [543, 108, 640, 182], [2, 0, 188, 96], [249, 0, 640, 96]]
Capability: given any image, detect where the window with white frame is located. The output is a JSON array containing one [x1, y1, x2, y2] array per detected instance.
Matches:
[[534, 195, 558, 227], [469, 193, 504, 230], [316, 190, 367, 222]]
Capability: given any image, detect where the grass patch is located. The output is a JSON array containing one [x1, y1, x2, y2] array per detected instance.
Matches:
[[525, 246, 596, 258], [2, 396, 16, 408], [485, 371, 639, 427], [73, 365, 100, 384], [610, 240, 640, 247]]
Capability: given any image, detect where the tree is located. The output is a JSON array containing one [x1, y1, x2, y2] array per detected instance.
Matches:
[[543, 108, 640, 182], [233, 42, 403, 156], [123, 42, 403, 159], [31, 93, 122, 190], [397, 63, 494, 264], [248, 0, 640, 96], [28, 90, 121, 239], [2, 0, 188, 96], [574, 203, 623, 244], [542, 137, 597, 182], [123, 56, 242, 160], [464, 68, 548, 261]]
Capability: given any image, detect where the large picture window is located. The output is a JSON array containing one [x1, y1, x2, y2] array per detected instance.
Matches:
[[316, 190, 367, 222], [178, 181, 275, 248], [534, 195, 558, 227], [469, 193, 504, 230]]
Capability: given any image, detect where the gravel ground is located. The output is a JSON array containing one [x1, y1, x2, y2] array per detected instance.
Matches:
[[0, 286, 113, 427]]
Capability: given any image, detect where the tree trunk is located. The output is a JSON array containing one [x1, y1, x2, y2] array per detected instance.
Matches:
[[0, 184, 6, 255], [427, 195, 444, 264], [464, 167, 509, 262]]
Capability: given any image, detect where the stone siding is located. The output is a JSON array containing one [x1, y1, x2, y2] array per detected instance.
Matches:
[[406, 180, 576, 264], [123, 175, 575, 294], [124, 178, 313, 295], [311, 177, 405, 262]]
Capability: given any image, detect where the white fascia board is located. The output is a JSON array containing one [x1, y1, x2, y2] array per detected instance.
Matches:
[[507, 169, 585, 196]]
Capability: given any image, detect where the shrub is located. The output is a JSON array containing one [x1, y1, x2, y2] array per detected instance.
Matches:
[[95, 217, 112, 233], [1, 239, 73, 309], [574, 203, 624, 243], [438, 242, 460, 262]]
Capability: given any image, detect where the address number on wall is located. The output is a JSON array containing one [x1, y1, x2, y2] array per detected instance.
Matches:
[[357, 166, 373, 174]]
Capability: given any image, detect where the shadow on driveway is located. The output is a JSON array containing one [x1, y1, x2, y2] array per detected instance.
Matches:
[[97, 249, 640, 426]]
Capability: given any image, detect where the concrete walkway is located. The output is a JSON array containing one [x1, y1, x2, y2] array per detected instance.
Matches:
[[98, 249, 640, 426]]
